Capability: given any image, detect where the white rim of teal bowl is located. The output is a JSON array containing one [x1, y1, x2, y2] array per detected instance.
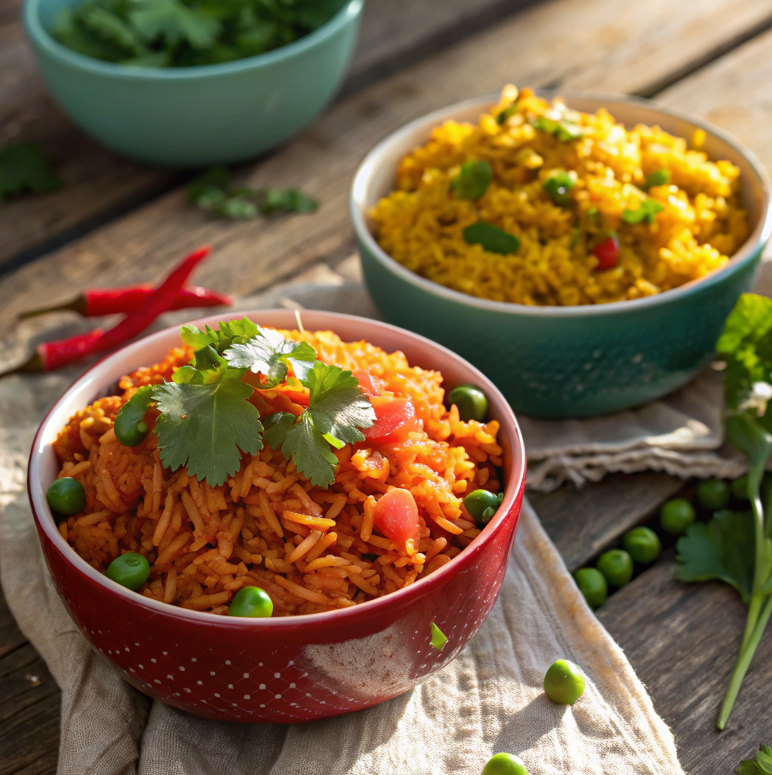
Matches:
[[351, 90, 772, 319], [23, 0, 363, 79]]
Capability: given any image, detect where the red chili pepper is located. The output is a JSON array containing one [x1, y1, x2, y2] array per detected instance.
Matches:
[[6, 246, 212, 376], [18, 284, 232, 320], [592, 232, 619, 270]]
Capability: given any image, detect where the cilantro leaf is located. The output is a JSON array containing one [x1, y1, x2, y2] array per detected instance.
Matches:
[[463, 222, 520, 255], [153, 378, 263, 487], [644, 169, 670, 189], [737, 744, 772, 775], [0, 143, 61, 203], [129, 0, 221, 50], [80, 6, 144, 55], [450, 160, 492, 201], [225, 328, 318, 387], [270, 411, 339, 487], [496, 101, 519, 125], [716, 295, 772, 411], [622, 199, 664, 225], [675, 510, 755, 604], [304, 362, 376, 444], [531, 116, 584, 142], [430, 622, 448, 650], [259, 188, 319, 215]]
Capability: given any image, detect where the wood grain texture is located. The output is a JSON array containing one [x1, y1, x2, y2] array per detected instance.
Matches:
[[0, 0, 539, 270], [599, 555, 772, 775], [2, 0, 771, 333], [531, 472, 685, 572]]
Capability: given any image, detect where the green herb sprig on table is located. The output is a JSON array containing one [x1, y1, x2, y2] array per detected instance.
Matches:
[[737, 744, 772, 775], [187, 167, 318, 220], [115, 318, 375, 487], [53, 0, 348, 68], [675, 294, 772, 729], [0, 142, 61, 203]]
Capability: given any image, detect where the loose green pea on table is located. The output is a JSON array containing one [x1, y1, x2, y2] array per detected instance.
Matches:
[[660, 497, 695, 535], [621, 526, 661, 564], [573, 567, 607, 609], [482, 752, 529, 775], [596, 549, 633, 589], [544, 659, 585, 705]]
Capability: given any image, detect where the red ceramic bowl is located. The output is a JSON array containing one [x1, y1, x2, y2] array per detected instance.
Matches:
[[28, 310, 526, 723]]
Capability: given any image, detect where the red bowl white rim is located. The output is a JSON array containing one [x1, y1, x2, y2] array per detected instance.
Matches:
[[351, 90, 772, 318], [28, 309, 526, 627]]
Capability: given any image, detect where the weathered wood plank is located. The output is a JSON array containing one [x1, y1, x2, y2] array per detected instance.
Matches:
[[532, 472, 685, 572], [2, 0, 770, 334], [0, 0, 538, 270], [598, 555, 772, 775]]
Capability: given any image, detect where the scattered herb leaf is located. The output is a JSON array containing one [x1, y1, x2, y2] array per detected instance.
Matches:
[[463, 222, 520, 255], [0, 143, 61, 203], [496, 101, 519, 125], [187, 167, 318, 221], [621, 199, 664, 225], [430, 622, 448, 650], [531, 115, 584, 142], [737, 744, 772, 775], [450, 160, 492, 201]]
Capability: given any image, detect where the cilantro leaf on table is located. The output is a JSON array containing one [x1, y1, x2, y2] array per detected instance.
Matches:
[[225, 327, 317, 387], [621, 199, 664, 225], [154, 377, 263, 487], [675, 510, 755, 604], [737, 744, 772, 775], [716, 294, 772, 412], [0, 143, 61, 203], [186, 168, 318, 221]]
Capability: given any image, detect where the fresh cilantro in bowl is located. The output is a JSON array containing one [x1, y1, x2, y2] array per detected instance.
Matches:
[[52, 0, 349, 68], [115, 317, 376, 488]]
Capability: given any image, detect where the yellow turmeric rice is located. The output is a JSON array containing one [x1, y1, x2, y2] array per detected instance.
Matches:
[[53, 329, 502, 616], [370, 85, 750, 306]]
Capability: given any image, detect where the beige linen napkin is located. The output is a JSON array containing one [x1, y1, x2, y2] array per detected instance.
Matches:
[[0, 284, 686, 774]]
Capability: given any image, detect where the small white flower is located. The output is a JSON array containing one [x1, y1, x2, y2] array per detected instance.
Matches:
[[740, 382, 772, 417]]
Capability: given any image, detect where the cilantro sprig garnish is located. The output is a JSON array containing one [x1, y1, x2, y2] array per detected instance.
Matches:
[[0, 142, 61, 203], [262, 362, 376, 486], [621, 199, 664, 225], [117, 319, 375, 488], [187, 167, 318, 221], [675, 294, 772, 730]]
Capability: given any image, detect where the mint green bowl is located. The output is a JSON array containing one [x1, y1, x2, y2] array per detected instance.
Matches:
[[23, 0, 362, 167], [351, 92, 772, 418]]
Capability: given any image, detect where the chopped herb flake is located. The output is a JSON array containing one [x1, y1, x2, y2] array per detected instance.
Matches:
[[450, 160, 492, 200], [622, 199, 664, 225], [0, 142, 61, 203], [531, 115, 584, 142], [496, 101, 519, 125], [463, 222, 520, 255], [644, 169, 671, 189]]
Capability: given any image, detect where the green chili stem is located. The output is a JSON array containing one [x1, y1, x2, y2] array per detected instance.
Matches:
[[718, 593, 772, 730]]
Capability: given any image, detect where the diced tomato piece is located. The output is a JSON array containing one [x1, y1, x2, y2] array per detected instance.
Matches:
[[373, 488, 420, 544], [592, 233, 619, 270], [353, 370, 381, 398], [362, 397, 418, 444]]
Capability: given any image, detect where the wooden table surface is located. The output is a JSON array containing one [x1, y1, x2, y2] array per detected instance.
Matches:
[[3, 0, 772, 771]]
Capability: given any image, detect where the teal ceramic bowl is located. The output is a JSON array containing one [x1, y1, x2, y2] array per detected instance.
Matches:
[[23, 0, 363, 167], [351, 92, 772, 418]]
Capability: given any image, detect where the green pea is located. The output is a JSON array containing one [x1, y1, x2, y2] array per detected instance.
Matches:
[[621, 527, 661, 564], [47, 477, 86, 517], [573, 567, 607, 609], [464, 489, 501, 525], [106, 553, 150, 591], [660, 498, 696, 535], [732, 475, 749, 501], [695, 478, 730, 510], [543, 170, 575, 206], [482, 752, 529, 775], [448, 385, 488, 422], [228, 586, 273, 618], [543, 659, 585, 705], [596, 549, 633, 588], [114, 412, 150, 447]]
